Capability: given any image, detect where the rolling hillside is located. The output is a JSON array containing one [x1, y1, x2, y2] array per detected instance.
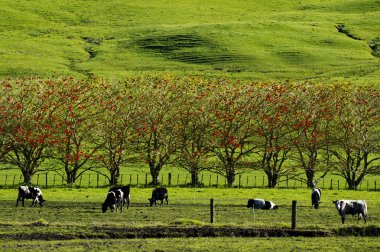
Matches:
[[1, 0, 379, 85]]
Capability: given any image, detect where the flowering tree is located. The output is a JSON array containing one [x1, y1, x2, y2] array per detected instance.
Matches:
[[253, 83, 293, 188], [329, 86, 380, 189], [0, 78, 58, 184], [174, 78, 214, 186], [131, 76, 179, 185], [52, 78, 103, 185], [95, 80, 137, 186], [208, 80, 259, 187], [290, 83, 335, 188]]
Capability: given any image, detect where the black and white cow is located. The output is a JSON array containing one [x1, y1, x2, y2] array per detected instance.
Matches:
[[333, 200, 368, 224], [311, 187, 322, 209], [109, 185, 130, 209], [149, 187, 168, 207], [102, 189, 124, 213], [16, 186, 45, 207], [247, 199, 278, 210]]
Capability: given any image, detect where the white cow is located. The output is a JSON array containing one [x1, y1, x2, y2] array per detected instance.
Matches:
[[16, 186, 45, 207], [247, 199, 278, 210], [333, 200, 368, 224]]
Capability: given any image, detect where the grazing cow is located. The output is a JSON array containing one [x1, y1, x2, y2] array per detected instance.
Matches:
[[109, 185, 130, 209], [16, 186, 45, 207], [311, 187, 322, 209], [247, 199, 278, 210], [149, 187, 168, 207], [333, 200, 368, 224], [102, 189, 124, 213]]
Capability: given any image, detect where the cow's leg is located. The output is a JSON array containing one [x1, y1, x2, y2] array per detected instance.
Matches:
[[16, 197, 20, 207], [341, 216, 345, 224], [165, 197, 169, 205], [22, 197, 25, 207]]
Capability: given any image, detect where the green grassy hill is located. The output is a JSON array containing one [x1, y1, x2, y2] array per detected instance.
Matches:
[[1, 0, 379, 84]]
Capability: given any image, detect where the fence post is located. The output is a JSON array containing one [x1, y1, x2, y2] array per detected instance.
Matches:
[[375, 181, 377, 192], [201, 174, 204, 185], [45, 173, 48, 189], [262, 176, 264, 188], [254, 176, 257, 188], [5, 175, 7, 188], [216, 175, 219, 187], [13, 175, 16, 187], [246, 176, 249, 188], [53, 174, 56, 187], [37, 174, 40, 186], [330, 179, 333, 189], [97, 174, 99, 188], [209, 174, 212, 187], [137, 174, 139, 187], [168, 173, 172, 186], [145, 173, 148, 188], [130, 174, 132, 184], [338, 180, 340, 190], [291, 200, 297, 229], [79, 175, 82, 187], [121, 174, 123, 184], [210, 198, 214, 224], [367, 181, 369, 191], [177, 174, 180, 187], [88, 174, 91, 187], [184, 174, 188, 185], [238, 175, 241, 188]]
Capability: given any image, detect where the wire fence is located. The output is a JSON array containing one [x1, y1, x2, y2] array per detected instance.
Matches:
[[0, 172, 378, 191]]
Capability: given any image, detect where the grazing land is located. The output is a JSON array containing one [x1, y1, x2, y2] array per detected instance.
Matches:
[[1, 0, 380, 85], [0, 188, 379, 250]]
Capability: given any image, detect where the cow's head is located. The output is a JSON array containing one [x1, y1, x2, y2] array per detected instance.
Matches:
[[333, 200, 345, 211], [38, 195, 45, 207], [101, 203, 108, 213], [148, 198, 156, 206]]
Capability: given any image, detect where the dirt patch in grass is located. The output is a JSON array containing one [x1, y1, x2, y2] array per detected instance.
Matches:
[[2, 225, 379, 240]]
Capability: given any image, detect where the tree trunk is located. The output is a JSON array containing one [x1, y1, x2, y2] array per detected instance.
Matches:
[[22, 171, 32, 185], [191, 168, 199, 186], [149, 163, 161, 186], [66, 170, 77, 186], [109, 164, 120, 186], [306, 170, 315, 188], [266, 171, 278, 188]]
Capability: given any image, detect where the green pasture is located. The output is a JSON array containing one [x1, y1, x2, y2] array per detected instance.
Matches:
[[1, 0, 380, 84], [0, 187, 379, 250], [1, 237, 380, 252], [0, 188, 378, 227]]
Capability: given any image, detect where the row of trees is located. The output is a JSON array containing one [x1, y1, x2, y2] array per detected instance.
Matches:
[[0, 76, 379, 189]]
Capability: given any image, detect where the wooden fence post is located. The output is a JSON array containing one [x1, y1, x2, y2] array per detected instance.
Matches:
[[375, 181, 377, 192], [330, 179, 333, 189], [37, 174, 40, 186], [177, 174, 180, 187], [121, 174, 123, 184], [184, 174, 188, 185], [238, 175, 241, 188], [79, 175, 82, 187], [137, 174, 139, 187], [168, 173, 172, 186], [262, 176, 264, 188], [97, 174, 99, 188], [254, 176, 257, 187], [88, 174, 91, 187], [201, 174, 204, 185], [246, 176, 249, 188], [45, 173, 48, 189], [291, 200, 297, 229], [338, 180, 340, 190], [5, 175, 7, 188], [209, 174, 212, 187], [53, 174, 56, 187], [13, 175, 16, 187], [210, 198, 214, 224], [216, 175, 219, 187], [145, 173, 148, 188]]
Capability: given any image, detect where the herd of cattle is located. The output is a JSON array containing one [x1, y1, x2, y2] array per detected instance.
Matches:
[[15, 185, 368, 224]]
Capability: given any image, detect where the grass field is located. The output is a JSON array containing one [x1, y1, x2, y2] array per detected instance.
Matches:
[[1, 0, 380, 84], [0, 187, 379, 250]]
